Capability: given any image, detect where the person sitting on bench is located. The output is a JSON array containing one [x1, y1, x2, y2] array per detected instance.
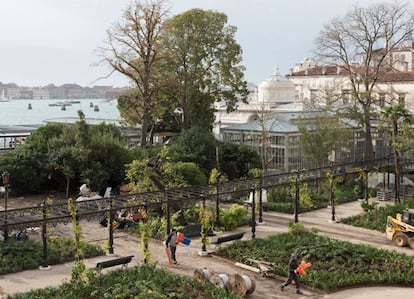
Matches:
[[113, 209, 135, 229]]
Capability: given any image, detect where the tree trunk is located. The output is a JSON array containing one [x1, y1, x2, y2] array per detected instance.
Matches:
[[363, 108, 375, 162], [140, 97, 150, 147], [393, 120, 401, 203], [65, 176, 70, 198]]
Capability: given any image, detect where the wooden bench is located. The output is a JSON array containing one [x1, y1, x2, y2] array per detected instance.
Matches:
[[211, 232, 245, 245], [96, 255, 134, 269]]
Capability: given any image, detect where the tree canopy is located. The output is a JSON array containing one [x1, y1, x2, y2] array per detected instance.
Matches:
[[99, 0, 170, 147], [0, 114, 132, 195], [161, 8, 248, 130], [100, 2, 248, 144]]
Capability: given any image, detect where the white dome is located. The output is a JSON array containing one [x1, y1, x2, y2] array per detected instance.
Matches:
[[258, 65, 295, 103]]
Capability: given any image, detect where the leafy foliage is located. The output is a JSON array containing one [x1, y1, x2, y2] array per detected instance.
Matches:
[[298, 114, 351, 168], [162, 8, 248, 130], [216, 232, 414, 291], [341, 199, 414, 231], [219, 143, 261, 180], [0, 117, 132, 195], [220, 204, 248, 231], [168, 127, 217, 175], [8, 265, 242, 299]]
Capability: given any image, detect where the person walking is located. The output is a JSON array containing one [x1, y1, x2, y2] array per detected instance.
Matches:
[[165, 228, 179, 265], [280, 251, 302, 294]]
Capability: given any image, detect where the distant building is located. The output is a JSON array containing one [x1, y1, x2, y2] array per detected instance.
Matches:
[[32, 87, 50, 99], [0, 82, 131, 100], [214, 65, 298, 137]]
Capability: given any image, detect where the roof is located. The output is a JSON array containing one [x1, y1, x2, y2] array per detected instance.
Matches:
[[288, 65, 414, 83], [0, 125, 39, 136], [44, 117, 127, 127], [222, 111, 325, 133]]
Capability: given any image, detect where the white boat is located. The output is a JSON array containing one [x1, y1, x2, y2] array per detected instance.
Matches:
[[0, 89, 11, 102], [48, 102, 64, 106]]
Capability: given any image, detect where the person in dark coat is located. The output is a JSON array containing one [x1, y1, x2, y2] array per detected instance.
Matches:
[[280, 251, 302, 294]]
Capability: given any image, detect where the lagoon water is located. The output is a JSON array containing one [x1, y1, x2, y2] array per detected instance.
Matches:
[[0, 99, 121, 126]]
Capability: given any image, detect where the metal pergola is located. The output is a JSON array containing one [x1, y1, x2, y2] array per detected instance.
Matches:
[[0, 156, 405, 266]]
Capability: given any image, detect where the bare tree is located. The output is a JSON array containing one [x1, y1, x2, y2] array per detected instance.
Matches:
[[98, 0, 169, 147], [314, 1, 414, 161], [252, 102, 278, 175]]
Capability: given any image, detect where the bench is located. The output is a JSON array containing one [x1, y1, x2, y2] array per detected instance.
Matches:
[[182, 223, 216, 238], [211, 232, 245, 245], [183, 223, 202, 238], [96, 255, 134, 269]]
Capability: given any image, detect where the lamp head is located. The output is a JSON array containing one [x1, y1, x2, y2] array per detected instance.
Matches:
[[2, 171, 10, 185]]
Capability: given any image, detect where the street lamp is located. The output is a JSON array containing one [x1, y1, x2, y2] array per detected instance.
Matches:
[[216, 120, 222, 169], [2, 171, 10, 241], [294, 171, 299, 223], [328, 168, 336, 222], [200, 193, 207, 253], [250, 188, 256, 239]]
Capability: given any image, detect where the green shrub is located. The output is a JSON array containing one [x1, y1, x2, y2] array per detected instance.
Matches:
[[341, 199, 414, 231], [0, 237, 104, 275], [8, 264, 242, 299], [267, 188, 291, 203], [288, 220, 306, 235], [128, 216, 166, 240], [220, 204, 248, 231]]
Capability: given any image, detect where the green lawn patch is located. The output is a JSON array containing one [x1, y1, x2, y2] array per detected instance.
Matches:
[[215, 231, 414, 291], [0, 237, 104, 275], [341, 199, 414, 232]]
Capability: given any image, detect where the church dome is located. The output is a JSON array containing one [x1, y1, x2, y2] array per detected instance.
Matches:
[[258, 65, 295, 103]]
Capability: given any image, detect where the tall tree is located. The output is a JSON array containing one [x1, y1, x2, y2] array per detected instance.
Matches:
[[161, 9, 248, 130], [298, 114, 351, 169], [380, 103, 412, 203], [99, 0, 169, 147], [314, 2, 414, 161]]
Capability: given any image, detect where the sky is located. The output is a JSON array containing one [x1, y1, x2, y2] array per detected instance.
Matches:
[[0, 0, 385, 88]]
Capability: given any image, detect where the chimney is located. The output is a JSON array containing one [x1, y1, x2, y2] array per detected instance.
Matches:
[[336, 66, 341, 75]]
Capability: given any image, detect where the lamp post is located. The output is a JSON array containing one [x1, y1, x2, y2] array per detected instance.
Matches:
[[294, 172, 299, 223], [165, 188, 171, 235], [328, 165, 336, 223], [108, 199, 114, 254], [2, 171, 9, 241], [250, 188, 256, 239], [40, 200, 50, 269], [216, 120, 221, 169], [215, 183, 220, 227], [201, 193, 207, 252], [364, 167, 369, 203]]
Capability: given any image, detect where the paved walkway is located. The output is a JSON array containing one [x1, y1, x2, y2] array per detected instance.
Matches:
[[0, 199, 413, 298]]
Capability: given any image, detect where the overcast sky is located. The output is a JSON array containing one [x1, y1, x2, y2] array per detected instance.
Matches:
[[0, 0, 385, 88]]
